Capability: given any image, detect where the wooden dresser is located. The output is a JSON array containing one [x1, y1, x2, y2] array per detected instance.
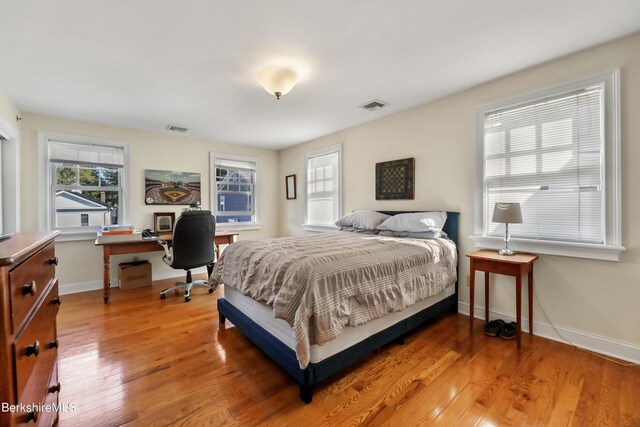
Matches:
[[0, 231, 61, 426]]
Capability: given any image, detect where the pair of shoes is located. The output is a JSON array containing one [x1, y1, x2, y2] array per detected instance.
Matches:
[[483, 319, 518, 340]]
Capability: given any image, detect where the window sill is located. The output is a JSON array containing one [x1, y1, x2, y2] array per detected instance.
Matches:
[[217, 223, 262, 232], [303, 224, 339, 233], [470, 235, 625, 262]]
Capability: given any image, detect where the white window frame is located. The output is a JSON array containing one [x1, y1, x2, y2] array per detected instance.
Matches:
[[303, 144, 342, 232], [209, 152, 260, 230], [0, 116, 19, 234], [472, 70, 624, 261], [38, 132, 130, 241]]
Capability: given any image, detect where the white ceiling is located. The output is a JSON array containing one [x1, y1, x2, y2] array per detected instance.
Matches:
[[1, 1, 639, 150]]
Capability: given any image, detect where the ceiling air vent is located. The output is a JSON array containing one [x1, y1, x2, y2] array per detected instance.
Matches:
[[359, 99, 389, 111], [167, 125, 188, 133]]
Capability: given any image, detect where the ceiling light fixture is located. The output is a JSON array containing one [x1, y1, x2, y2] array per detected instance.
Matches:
[[256, 66, 299, 100]]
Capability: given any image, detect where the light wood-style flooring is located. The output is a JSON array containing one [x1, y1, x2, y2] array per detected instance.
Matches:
[[57, 275, 640, 426]]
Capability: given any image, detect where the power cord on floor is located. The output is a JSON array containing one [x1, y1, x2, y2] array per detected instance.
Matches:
[[532, 286, 638, 367]]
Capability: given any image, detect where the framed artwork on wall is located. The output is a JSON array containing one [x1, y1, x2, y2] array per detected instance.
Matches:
[[144, 169, 202, 205], [375, 157, 415, 200], [154, 212, 175, 232], [285, 174, 297, 199]]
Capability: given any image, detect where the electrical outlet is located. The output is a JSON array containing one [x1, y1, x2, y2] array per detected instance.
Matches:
[[466, 275, 470, 287]]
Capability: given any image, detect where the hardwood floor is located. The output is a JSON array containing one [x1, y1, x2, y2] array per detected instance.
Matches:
[[56, 275, 640, 426]]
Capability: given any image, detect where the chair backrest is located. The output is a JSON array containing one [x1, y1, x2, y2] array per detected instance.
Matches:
[[170, 210, 216, 270]]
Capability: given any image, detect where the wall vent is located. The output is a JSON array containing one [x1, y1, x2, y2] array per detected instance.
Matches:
[[359, 99, 389, 111], [167, 125, 188, 133]]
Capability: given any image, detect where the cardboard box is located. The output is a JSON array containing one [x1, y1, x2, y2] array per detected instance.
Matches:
[[119, 260, 152, 290]]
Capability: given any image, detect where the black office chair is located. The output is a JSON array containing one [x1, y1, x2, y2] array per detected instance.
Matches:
[[158, 210, 216, 302]]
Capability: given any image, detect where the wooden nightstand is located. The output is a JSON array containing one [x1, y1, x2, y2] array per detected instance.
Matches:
[[467, 249, 538, 348]]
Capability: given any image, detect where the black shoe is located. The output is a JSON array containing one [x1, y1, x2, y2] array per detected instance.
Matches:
[[499, 322, 518, 340], [483, 319, 505, 337]]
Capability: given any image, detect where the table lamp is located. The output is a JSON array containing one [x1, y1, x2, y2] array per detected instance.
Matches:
[[492, 202, 522, 256]]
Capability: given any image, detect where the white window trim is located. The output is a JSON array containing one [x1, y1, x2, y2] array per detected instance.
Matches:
[[303, 144, 342, 232], [472, 69, 624, 261], [37, 132, 130, 241], [0, 116, 20, 234], [209, 152, 261, 230]]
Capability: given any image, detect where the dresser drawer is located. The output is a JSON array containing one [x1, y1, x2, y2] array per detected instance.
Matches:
[[9, 242, 57, 333], [14, 279, 59, 400], [12, 361, 60, 427]]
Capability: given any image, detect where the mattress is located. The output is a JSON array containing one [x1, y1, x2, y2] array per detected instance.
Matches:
[[223, 284, 455, 364]]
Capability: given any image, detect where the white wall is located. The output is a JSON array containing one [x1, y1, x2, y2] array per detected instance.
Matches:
[[19, 113, 280, 292], [279, 33, 640, 358]]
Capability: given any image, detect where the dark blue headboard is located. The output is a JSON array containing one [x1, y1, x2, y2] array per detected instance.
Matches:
[[376, 211, 459, 246]]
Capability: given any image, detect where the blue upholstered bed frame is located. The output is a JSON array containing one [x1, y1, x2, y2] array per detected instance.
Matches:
[[217, 211, 459, 403]]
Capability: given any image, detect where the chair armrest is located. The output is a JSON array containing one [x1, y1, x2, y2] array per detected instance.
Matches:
[[157, 240, 172, 262]]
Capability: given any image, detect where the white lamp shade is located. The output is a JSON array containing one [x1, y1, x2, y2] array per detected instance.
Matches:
[[256, 66, 299, 98], [491, 202, 523, 224]]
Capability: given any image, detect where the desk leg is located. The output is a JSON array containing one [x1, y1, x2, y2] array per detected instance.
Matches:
[[516, 274, 522, 348], [469, 260, 475, 331], [103, 246, 111, 304], [484, 272, 490, 323], [528, 270, 534, 336]]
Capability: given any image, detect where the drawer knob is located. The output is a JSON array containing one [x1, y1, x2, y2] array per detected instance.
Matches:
[[48, 382, 61, 394], [25, 340, 40, 357], [25, 410, 39, 423], [22, 281, 37, 296], [51, 297, 62, 306], [48, 256, 59, 266], [49, 339, 59, 349]]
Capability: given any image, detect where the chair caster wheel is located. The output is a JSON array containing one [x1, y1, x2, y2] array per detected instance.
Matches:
[[160, 294, 166, 300], [185, 296, 191, 302], [208, 288, 214, 294]]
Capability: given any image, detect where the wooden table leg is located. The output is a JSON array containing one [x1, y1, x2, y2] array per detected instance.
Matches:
[[484, 271, 490, 323], [469, 260, 475, 331], [103, 246, 111, 304], [516, 273, 522, 348], [528, 270, 534, 336]]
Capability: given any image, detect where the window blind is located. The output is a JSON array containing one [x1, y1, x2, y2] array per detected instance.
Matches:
[[307, 150, 339, 226], [483, 84, 604, 244], [49, 140, 125, 167]]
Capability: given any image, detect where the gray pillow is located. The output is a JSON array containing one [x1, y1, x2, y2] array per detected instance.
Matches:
[[335, 210, 390, 231], [378, 230, 447, 239], [339, 226, 379, 234]]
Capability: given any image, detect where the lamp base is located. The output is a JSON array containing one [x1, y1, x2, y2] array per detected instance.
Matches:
[[498, 248, 517, 256]]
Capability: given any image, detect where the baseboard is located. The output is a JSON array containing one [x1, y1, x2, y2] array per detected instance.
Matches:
[[59, 267, 209, 296], [458, 301, 640, 364]]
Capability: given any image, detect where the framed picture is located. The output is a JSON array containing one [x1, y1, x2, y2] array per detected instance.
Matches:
[[145, 169, 201, 205], [375, 157, 415, 200], [285, 174, 297, 200], [154, 212, 175, 233]]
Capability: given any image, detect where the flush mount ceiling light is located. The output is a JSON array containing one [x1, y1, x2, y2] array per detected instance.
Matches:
[[256, 66, 299, 100]]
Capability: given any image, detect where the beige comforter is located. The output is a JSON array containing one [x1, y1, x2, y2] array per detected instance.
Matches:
[[209, 232, 457, 368]]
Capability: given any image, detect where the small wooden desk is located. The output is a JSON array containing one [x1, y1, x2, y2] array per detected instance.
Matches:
[[95, 231, 238, 303], [467, 250, 538, 348]]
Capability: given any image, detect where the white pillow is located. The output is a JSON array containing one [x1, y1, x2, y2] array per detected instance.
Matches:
[[335, 210, 390, 231], [377, 211, 447, 233]]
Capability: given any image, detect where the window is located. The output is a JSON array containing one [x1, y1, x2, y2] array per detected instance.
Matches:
[[473, 70, 624, 261], [304, 145, 341, 230], [38, 133, 129, 239], [210, 153, 258, 227]]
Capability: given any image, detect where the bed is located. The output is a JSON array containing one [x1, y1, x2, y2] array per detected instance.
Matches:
[[211, 211, 459, 403]]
